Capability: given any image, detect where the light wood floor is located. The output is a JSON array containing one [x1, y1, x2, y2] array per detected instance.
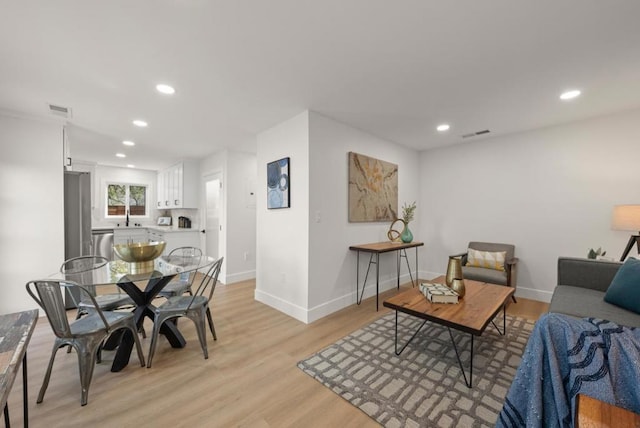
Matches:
[[6, 279, 548, 427]]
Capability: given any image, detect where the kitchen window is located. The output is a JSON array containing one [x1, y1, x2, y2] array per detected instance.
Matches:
[[106, 183, 147, 217]]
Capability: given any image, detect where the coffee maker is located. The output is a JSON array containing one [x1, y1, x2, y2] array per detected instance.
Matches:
[[178, 216, 192, 228]]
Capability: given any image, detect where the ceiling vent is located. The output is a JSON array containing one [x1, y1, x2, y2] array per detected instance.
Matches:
[[47, 103, 72, 119], [461, 129, 490, 139]]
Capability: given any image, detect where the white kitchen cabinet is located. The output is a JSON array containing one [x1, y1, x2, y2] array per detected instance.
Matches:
[[113, 228, 149, 245], [156, 160, 199, 209], [156, 171, 165, 208], [147, 228, 200, 255], [165, 230, 200, 253], [147, 229, 164, 243]]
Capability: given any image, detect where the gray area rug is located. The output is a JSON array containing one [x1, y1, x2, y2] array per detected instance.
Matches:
[[298, 312, 535, 427]]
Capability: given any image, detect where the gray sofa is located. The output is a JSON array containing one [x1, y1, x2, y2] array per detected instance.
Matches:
[[549, 257, 640, 327]]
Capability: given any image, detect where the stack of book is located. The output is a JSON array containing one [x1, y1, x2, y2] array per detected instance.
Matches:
[[419, 282, 459, 304]]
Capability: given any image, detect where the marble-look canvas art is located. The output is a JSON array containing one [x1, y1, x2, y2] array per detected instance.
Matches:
[[348, 152, 398, 222]]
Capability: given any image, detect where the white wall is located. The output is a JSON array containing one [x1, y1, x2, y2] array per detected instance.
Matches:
[[256, 111, 421, 323], [307, 112, 421, 321], [225, 150, 257, 283], [419, 108, 640, 302], [200, 149, 257, 284], [0, 112, 64, 313], [256, 111, 310, 321], [200, 151, 226, 282]]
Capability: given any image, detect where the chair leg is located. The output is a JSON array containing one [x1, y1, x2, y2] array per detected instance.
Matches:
[[128, 322, 146, 367], [38, 341, 63, 404], [511, 294, 517, 303], [69, 309, 85, 354], [76, 339, 101, 406], [189, 310, 208, 360], [206, 307, 217, 341], [147, 315, 167, 369]]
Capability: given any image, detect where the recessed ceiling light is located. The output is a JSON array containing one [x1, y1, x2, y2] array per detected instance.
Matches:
[[560, 89, 581, 100], [122, 140, 135, 146], [436, 124, 450, 132], [156, 84, 175, 95], [116, 153, 126, 158], [132, 119, 148, 127], [127, 164, 135, 168]]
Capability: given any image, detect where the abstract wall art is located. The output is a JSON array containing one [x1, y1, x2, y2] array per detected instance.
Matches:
[[348, 152, 398, 222], [267, 157, 290, 209]]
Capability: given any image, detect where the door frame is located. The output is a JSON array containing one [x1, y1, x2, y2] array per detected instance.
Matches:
[[202, 172, 224, 279]]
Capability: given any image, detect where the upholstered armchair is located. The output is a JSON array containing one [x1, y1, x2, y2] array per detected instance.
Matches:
[[451, 241, 518, 302]]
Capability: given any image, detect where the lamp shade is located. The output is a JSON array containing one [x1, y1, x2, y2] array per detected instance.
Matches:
[[611, 205, 640, 231]]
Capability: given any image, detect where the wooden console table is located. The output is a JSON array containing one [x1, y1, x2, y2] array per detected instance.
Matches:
[[1, 309, 38, 428], [349, 241, 423, 310]]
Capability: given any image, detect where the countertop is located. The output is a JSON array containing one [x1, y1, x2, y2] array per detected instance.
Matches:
[[147, 226, 200, 233], [92, 225, 199, 234]]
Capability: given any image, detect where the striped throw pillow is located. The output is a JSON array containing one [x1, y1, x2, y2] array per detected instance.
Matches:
[[466, 248, 506, 271]]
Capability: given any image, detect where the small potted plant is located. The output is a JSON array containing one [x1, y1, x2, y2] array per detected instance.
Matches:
[[587, 247, 607, 260], [400, 201, 416, 243]]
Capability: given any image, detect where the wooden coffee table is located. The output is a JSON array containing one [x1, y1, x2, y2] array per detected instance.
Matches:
[[383, 275, 514, 387]]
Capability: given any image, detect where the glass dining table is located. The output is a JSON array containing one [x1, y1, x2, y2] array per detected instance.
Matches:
[[49, 254, 216, 372]]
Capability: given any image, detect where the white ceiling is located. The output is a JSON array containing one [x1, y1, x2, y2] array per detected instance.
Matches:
[[1, 1, 640, 170]]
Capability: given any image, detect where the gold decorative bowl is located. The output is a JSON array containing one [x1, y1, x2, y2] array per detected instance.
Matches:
[[113, 241, 166, 273]]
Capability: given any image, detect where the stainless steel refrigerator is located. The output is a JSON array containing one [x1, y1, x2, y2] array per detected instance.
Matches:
[[64, 171, 92, 308]]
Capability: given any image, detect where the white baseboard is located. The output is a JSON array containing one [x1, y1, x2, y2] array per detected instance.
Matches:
[[421, 270, 553, 303], [256, 273, 417, 324], [306, 275, 407, 323], [420, 270, 444, 282], [224, 269, 256, 285], [254, 289, 309, 323], [255, 270, 553, 323], [514, 286, 553, 303]]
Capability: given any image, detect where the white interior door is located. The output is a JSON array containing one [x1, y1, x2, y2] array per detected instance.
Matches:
[[204, 174, 221, 259]]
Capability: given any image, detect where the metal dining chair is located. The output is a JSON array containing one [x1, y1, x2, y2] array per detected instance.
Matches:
[[147, 257, 223, 368], [60, 255, 134, 319], [157, 247, 203, 298], [26, 280, 146, 406]]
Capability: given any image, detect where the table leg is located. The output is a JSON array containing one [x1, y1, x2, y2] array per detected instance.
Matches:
[[396, 251, 400, 290], [447, 328, 475, 388], [3, 351, 31, 428], [400, 249, 416, 287], [490, 304, 507, 336], [394, 311, 428, 356], [357, 253, 375, 305], [415, 245, 419, 287], [159, 321, 187, 347], [376, 253, 380, 311], [110, 330, 135, 372], [356, 250, 360, 303], [102, 278, 150, 352], [22, 352, 27, 428], [110, 274, 187, 372]]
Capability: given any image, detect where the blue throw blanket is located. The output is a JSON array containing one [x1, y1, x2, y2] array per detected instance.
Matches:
[[497, 313, 640, 427]]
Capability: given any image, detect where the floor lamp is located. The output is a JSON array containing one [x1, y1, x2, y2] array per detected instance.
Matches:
[[612, 205, 640, 261]]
